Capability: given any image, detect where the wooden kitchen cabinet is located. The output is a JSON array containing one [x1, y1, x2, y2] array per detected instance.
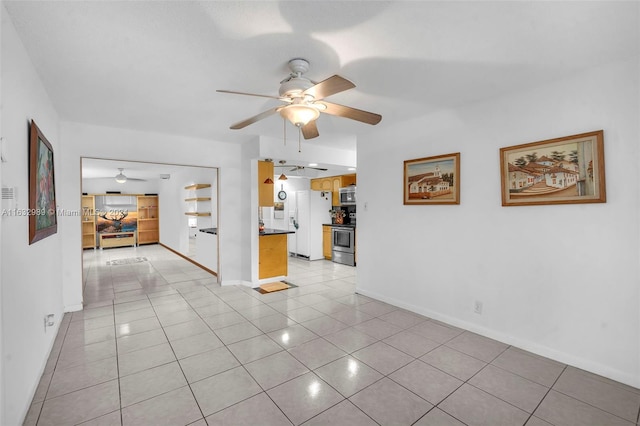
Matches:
[[322, 225, 332, 260], [341, 174, 357, 187], [310, 174, 357, 205], [259, 234, 288, 279], [310, 178, 332, 191], [258, 160, 275, 207]]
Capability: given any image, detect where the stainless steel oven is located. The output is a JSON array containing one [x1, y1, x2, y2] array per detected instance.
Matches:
[[332, 226, 355, 266]]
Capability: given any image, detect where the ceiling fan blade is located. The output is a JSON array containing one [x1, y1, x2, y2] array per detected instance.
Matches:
[[317, 101, 382, 125], [303, 75, 355, 100], [217, 89, 283, 101], [289, 167, 299, 172], [229, 107, 280, 129], [301, 120, 320, 139], [309, 167, 328, 171]]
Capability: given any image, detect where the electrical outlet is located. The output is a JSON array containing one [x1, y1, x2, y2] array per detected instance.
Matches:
[[44, 314, 55, 331], [474, 301, 483, 314]]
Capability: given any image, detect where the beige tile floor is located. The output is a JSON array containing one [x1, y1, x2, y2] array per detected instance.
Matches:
[[25, 245, 640, 425]]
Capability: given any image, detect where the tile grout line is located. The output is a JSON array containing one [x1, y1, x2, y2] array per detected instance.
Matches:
[[521, 363, 567, 426], [33, 313, 73, 426], [150, 296, 209, 424], [178, 272, 358, 425], [80, 248, 634, 426], [112, 297, 124, 426], [183, 285, 296, 424], [550, 382, 640, 425], [83, 257, 125, 425]]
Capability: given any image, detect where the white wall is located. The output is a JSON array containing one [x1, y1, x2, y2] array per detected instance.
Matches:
[[357, 58, 640, 387], [1, 7, 64, 424], [260, 134, 356, 171], [81, 176, 160, 195], [159, 166, 217, 258]]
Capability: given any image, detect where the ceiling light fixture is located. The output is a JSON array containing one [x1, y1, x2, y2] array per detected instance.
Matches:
[[264, 177, 274, 184], [115, 168, 127, 184], [278, 173, 288, 181], [309, 163, 318, 167], [279, 104, 320, 127]]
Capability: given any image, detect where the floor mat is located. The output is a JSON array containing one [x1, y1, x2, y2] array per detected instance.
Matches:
[[256, 281, 297, 294], [106, 257, 148, 266]]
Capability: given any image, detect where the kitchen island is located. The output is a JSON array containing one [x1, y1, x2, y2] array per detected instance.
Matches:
[[259, 228, 295, 280]]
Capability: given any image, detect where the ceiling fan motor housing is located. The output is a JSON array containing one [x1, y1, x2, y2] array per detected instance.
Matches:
[[279, 77, 314, 98]]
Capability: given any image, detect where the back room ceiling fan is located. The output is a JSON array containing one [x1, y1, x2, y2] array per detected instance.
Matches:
[[274, 160, 328, 172], [217, 58, 382, 140], [113, 168, 146, 184]]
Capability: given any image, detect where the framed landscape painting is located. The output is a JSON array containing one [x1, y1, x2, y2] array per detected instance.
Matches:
[[404, 152, 460, 205], [29, 120, 57, 244], [500, 130, 605, 207]]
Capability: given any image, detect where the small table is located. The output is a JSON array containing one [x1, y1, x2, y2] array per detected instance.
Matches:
[[99, 231, 137, 249]]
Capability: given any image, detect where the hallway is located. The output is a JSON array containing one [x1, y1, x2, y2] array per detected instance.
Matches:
[[24, 245, 640, 425]]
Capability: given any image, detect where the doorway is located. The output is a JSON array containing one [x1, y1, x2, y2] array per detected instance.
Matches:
[[80, 157, 219, 300]]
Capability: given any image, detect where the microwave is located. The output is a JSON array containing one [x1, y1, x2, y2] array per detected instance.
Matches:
[[338, 186, 356, 205]]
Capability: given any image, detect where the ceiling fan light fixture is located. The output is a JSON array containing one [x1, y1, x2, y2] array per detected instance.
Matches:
[[279, 104, 320, 127], [115, 168, 127, 184]]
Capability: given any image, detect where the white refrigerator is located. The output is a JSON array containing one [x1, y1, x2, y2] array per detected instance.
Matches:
[[288, 190, 331, 260]]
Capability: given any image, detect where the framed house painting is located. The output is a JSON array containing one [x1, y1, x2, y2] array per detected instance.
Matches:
[[29, 120, 57, 244], [404, 152, 460, 205], [500, 130, 606, 206]]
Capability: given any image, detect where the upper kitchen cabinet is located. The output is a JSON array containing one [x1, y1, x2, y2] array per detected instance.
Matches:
[[258, 160, 275, 207], [310, 178, 332, 191], [311, 174, 357, 206]]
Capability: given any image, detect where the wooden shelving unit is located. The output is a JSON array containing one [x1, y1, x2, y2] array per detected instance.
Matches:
[[184, 185, 212, 218], [81, 195, 96, 249], [137, 195, 159, 245], [100, 231, 136, 249], [184, 184, 211, 191]]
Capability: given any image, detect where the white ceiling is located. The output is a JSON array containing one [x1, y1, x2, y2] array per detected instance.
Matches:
[[81, 158, 209, 181], [81, 157, 337, 181], [4, 1, 638, 177]]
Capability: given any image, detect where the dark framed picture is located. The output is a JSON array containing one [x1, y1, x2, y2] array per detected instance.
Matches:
[[500, 130, 606, 206], [29, 120, 57, 244], [404, 152, 460, 205]]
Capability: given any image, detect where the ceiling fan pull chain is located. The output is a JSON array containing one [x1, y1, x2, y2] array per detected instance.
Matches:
[[283, 118, 286, 146], [298, 127, 302, 153]]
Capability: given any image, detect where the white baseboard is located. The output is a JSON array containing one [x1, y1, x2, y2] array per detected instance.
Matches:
[[221, 279, 253, 287], [355, 286, 640, 389], [63, 303, 83, 313]]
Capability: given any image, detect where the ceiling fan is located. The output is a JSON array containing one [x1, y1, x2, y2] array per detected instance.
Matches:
[[217, 58, 382, 140], [274, 160, 328, 172], [113, 168, 146, 183]]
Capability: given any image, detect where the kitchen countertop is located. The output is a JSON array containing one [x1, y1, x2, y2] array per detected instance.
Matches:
[[323, 223, 356, 228], [199, 228, 218, 235], [259, 228, 295, 235]]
